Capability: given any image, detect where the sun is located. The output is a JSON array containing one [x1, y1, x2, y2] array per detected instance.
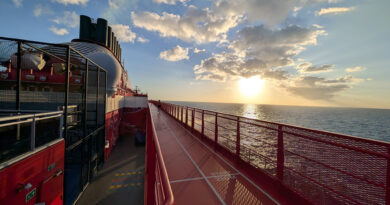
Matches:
[[239, 76, 264, 97]]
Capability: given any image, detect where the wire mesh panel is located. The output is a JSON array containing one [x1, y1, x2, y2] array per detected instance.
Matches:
[[20, 42, 67, 110], [0, 39, 18, 110]]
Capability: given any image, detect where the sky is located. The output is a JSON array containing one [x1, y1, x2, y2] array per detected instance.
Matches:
[[0, 0, 389, 109]]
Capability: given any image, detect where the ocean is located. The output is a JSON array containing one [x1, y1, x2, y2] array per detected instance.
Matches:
[[169, 101, 390, 142]]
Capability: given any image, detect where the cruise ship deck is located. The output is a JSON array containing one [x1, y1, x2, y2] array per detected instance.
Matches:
[[149, 104, 279, 205]]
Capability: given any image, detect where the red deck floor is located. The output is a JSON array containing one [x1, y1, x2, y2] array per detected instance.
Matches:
[[150, 104, 280, 205]]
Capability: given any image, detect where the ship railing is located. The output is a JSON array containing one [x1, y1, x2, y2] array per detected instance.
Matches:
[[0, 110, 64, 169], [145, 105, 174, 205], [152, 100, 390, 205]]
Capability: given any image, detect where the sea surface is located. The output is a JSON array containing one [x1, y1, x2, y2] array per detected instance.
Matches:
[[169, 101, 390, 142]]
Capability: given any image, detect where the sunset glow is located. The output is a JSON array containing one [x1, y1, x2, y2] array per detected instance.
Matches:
[[239, 76, 264, 97]]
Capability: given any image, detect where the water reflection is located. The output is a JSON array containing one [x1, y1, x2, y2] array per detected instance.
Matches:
[[243, 104, 257, 119]]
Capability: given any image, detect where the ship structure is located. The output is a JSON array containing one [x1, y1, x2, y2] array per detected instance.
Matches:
[[0, 15, 389, 205]]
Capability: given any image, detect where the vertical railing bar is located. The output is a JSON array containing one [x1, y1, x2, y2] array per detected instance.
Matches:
[[191, 109, 194, 131], [236, 116, 240, 159], [215, 113, 218, 144], [64, 46, 70, 140], [30, 114, 36, 151], [59, 113, 63, 138], [277, 124, 284, 181], [201, 110, 204, 139], [96, 67, 100, 129], [185, 107, 188, 126], [386, 146, 390, 205], [16, 41, 21, 111], [84, 60, 88, 137]]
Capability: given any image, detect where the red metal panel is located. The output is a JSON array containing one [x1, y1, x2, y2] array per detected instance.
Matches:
[[0, 140, 65, 205]]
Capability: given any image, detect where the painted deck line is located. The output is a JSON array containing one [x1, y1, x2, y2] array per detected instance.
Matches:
[[163, 119, 227, 205], [154, 104, 280, 205], [170, 173, 240, 184]]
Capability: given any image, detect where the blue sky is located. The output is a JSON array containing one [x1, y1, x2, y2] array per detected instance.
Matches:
[[1, 0, 389, 108]]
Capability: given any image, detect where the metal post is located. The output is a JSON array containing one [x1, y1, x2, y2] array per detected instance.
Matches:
[[277, 125, 284, 181], [59, 114, 63, 138], [191, 109, 194, 131], [96, 67, 100, 128], [185, 107, 188, 126], [215, 113, 218, 144], [386, 147, 390, 205], [236, 116, 240, 158], [181, 107, 183, 123], [16, 41, 22, 111], [64, 46, 70, 140], [30, 114, 36, 151], [83, 60, 88, 137], [201, 110, 204, 139]]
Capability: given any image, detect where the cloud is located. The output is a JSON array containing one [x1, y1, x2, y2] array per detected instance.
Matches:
[[346, 66, 365, 73], [316, 7, 355, 16], [49, 27, 69, 35], [131, 6, 242, 44], [51, 0, 89, 5], [137, 37, 149, 43], [52, 11, 79, 28], [297, 62, 333, 73], [12, 0, 22, 7], [194, 48, 206, 53], [286, 75, 363, 100], [111, 24, 136, 43], [194, 25, 325, 82], [160, 45, 189, 61], [152, 0, 187, 5], [34, 4, 54, 17]]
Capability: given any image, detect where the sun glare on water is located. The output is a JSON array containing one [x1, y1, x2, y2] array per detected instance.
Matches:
[[239, 76, 264, 97]]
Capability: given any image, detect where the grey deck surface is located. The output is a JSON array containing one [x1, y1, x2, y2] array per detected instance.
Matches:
[[76, 134, 145, 205]]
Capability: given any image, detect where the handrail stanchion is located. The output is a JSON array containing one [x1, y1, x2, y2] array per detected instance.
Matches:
[[201, 110, 204, 139], [181, 107, 183, 123], [215, 113, 218, 145], [236, 116, 240, 159], [277, 125, 284, 181], [191, 109, 194, 131], [185, 107, 188, 126], [386, 147, 390, 205], [30, 114, 36, 151]]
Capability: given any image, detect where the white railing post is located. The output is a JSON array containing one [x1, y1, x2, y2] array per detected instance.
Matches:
[[30, 114, 36, 151]]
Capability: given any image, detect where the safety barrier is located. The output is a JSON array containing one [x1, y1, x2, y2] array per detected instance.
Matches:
[[154, 101, 390, 205], [145, 107, 174, 205]]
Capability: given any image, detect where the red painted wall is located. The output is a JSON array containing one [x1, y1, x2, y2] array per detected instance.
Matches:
[[0, 140, 65, 205]]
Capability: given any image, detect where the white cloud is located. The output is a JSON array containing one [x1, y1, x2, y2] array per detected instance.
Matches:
[[12, 0, 22, 7], [52, 0, 89, 6], [312, 24, 323, 29], [346, 66, 365, 73], [194, 25, 326, 82], [316, 7, 355, 16], [52, 11, 79, 28], [297, 62, 333, 73], [286, 75, 363, 100], [194, 48, 206, 53], [34, 4, 54, 17], [111, 24, 136, 43], [131, 6, 242, 44], [49, 27, 69, 36], [160, 45, 189, 61], [153, 0, 187, 5], [137, 37, 149, 43]]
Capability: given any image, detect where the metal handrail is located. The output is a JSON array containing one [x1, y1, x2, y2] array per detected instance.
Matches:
[[154, 100, 390, 205], [151, 111, 174, 205], [146, 105, 174, 205]]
